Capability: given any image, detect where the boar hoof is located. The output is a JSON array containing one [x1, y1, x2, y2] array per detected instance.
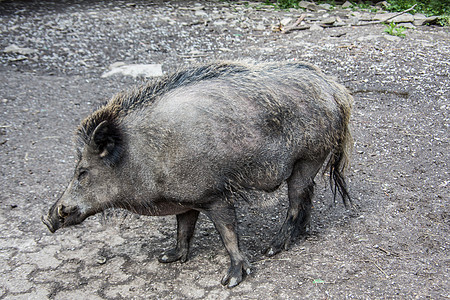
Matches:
[[221, 260, 252, 288], [264, 247, 278, 257], [158, 248, 188, 263], [264, 239, 288, 257]]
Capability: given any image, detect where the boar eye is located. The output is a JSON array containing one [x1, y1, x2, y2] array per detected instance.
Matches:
[[78, 169, 88, 180]]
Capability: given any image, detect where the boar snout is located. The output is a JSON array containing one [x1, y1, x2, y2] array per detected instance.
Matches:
[[41, 214, 59, 233], [42, 203, 81, 233]]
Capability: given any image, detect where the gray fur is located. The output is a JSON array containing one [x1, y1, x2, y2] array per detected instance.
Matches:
[[42, 60, 353, 288]]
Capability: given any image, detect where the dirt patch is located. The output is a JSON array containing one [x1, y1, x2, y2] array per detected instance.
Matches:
[[0, 1, 448, 299]]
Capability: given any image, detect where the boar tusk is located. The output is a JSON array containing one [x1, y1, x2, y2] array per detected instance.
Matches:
[[57, 206, 65, 218]]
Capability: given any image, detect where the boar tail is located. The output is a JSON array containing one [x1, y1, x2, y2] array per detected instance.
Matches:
[[328, 149, 351, 206], [327, 89, 353, 206]]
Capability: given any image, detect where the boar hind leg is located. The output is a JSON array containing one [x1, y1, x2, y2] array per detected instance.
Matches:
[[159, 209, 199, 263], [203, 202, 251, 288], [265, 157, 326, 257]]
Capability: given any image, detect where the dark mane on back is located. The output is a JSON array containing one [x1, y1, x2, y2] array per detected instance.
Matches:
[[112, 61, 251, 113]]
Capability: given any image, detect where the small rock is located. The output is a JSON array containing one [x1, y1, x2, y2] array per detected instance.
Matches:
[[321, 16, 336, 25], [255, 24, 266, 31], [4, 44, 37, 55], [194, 10, 207, 17], [319, 3, 332, 10], [309, 24, 323, 31], [383, 34, 402, 42], [193, 5, 205, 11], [398, 22, 415, 29], [102, 64, 163, 78], [334, 16, 346, 27], [9, 56, 28, 62], [413, 16, 438, 26], [298, 1, 318, 11], [96, 256, 107, 265], [213, 20, 227, 26], [357, 35, 382, 42], [360, 13, 373, 22], [413, 13, 427, 20], [349, 17, 360, 25], [342, 1, 352, 9], [330, 32, 346, 38], [281, 18, 293, 26], [335, 22, 347, 27], [394, 14, 415, 23], [377, 1, 390, 9]]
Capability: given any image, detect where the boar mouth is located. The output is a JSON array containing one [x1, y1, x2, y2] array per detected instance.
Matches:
[[41, 215, 60, 233], [42, 206, 92, 233]]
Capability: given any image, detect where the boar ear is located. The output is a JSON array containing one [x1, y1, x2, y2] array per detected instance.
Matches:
[[90, 120, 123, 165]]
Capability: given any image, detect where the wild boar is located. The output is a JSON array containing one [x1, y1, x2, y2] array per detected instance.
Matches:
[[42, 61, 353, 288]]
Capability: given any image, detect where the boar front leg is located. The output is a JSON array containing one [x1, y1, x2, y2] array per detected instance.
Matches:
[[159, 210, 200, 263], [202, 202, 251, 288]]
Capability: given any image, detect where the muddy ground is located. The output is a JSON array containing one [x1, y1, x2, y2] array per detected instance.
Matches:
[[0, 1, 449, 299]]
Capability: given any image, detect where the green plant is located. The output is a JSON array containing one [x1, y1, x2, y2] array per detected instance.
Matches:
[[438, 15, 450, 26], [386, 0, 450, 17], [263, 0, 299, 10], [350, 1, 377, 12], [384, 21, 407, 37], [278, 0, 299, 9]]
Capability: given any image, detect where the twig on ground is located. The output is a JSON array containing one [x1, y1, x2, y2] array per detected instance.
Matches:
[[357, 259, 390, 278], [373, 261, 390, 278], [282, 14, 307, 34], [373, 244, 390, 255]]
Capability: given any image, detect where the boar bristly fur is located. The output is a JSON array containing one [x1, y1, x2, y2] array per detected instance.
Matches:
[[43, 61, 353, 288]]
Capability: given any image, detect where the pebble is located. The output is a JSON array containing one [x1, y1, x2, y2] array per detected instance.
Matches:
[[4, 44, 37, 55], [383, 34, 402, 42], [309, 23, 323, 31], [96, 256, 107, 265], [298, 1, 319, 11], [280, 18, 293, 26], [342, 1, 352, 9], [319, 3, 332, 11], [398, 22, 415, 29], [321, 16, 336, 25]]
